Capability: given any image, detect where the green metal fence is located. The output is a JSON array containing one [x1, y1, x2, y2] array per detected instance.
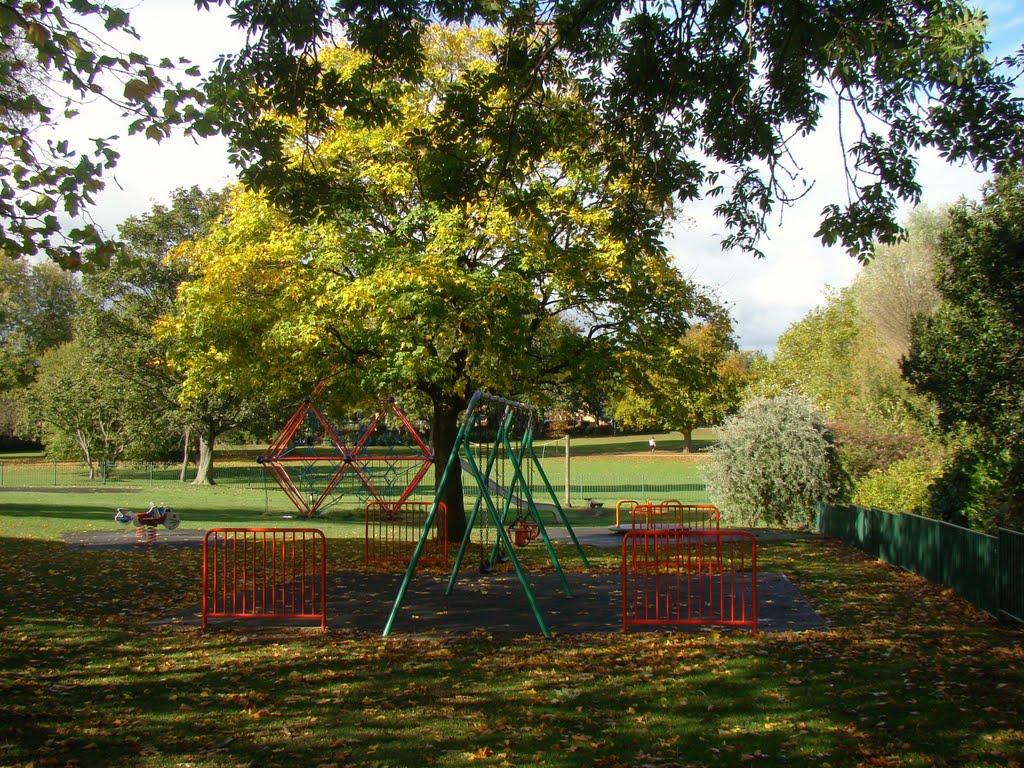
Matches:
[[816, 502, 1022, 622], [0, 461, 263, 488], [999, 528, 1024, 623], [0, 460, 709, 505]]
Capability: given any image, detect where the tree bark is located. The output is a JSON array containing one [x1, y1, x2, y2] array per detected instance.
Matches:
[[179, 425, 191, 482], [682, 427, 693, 453], [192, 424, 215, 485], [431, 393, 467, 541], [76, 429, 94, 480]]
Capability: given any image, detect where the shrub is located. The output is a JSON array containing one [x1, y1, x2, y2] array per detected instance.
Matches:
[[707, 395, 844, 529], [852, 450, 947, 514]]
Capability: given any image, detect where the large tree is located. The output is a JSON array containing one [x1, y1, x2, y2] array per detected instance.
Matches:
[[201, 0, 1024, 261], [904, 169, 1024, 530], [165, 28, 711, 535]]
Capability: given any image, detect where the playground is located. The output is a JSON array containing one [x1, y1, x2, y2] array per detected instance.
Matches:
[[0, 392, 1020, 767]]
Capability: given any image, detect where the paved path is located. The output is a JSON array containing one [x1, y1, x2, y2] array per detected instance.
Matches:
[[65, 526, 830, 636]]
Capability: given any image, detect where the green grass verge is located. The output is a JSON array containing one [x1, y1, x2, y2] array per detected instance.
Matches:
[[0, 494, 1021, 768]]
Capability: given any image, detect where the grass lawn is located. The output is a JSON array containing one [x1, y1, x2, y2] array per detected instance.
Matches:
[[0, 490, 1021, 768]]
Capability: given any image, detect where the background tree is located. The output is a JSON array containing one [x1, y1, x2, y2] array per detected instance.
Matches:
[[0, 258, 77, 446], [19, 339, 150, 476], [0, 0, 205, 267], [202, 0, 1024, 261], [166, 29, 712, 535], [904, 169, 1024, 530], [613, 318, 746, 451], [853, 206, 946, 363], [0, 258, 77, 392], [754, 208, 955, 516], [706, 395, 844, 529], [76, 186, 274, 484]]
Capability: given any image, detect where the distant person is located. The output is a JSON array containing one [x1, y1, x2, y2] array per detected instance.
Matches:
[[649, 436, 656, 452]]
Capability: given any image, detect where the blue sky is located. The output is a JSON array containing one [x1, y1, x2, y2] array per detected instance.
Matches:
[[82, 0, 1022, 353]]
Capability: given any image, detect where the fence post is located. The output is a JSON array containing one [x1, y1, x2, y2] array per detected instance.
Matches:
[[53, 461, 57, 486], [1, 461, 3, 486], [564, 434, 571, 508]]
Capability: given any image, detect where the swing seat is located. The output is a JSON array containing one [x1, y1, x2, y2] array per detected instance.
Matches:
[[509, 520, 539, 547]]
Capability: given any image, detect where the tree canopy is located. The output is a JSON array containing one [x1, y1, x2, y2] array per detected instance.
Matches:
[[202, 0, 1024, 260], [904, 169, 1024, 529]]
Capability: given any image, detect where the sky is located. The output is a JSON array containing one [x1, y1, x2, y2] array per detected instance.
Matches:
[[77, 0, 1024, 354]]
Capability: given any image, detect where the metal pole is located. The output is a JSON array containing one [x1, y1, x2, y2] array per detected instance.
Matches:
[[564, 434, 571, 507], [527, 435, 590, 567]]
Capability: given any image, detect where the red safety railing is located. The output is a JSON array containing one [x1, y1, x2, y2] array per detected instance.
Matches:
[[202, 528, 327, 630], [365, 502, 448, 566], [630, 500, 721, 530], [622, 529, 757, 632]]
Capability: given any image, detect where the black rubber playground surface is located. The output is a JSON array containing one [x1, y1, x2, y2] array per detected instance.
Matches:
[[64, 527, 830, 636]]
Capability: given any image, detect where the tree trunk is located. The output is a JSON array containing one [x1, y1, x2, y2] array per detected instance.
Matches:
[[431, 393, 467, 541], [76, 429, 94, 480], [682, 427, 693, 453], [192, 425, 215, 485], [179, 425, 191, 482]]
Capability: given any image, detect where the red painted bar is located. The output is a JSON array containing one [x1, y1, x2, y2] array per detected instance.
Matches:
[[629, 501, 721, 531], [365, 502, 448, 566], [202, 528, 327, 631], [622, 529, 757, 632]]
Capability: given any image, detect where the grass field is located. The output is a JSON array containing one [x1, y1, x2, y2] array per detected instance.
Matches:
[[0, 431, 713, 533]]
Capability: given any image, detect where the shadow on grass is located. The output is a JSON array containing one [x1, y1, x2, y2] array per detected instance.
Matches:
[[1, 536, 1022, 767]]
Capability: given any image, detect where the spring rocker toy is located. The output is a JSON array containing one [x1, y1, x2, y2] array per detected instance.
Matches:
[[114, 503, 180, 544]]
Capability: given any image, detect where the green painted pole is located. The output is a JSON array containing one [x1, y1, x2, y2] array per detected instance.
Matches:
[[446, 414, 508, 595], [501, 426, 573, 597], [526, 433, 590, 567], [452, 405, 551, 637]]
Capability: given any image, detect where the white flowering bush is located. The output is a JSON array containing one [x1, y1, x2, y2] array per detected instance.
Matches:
[[707, 395, 843, 529]]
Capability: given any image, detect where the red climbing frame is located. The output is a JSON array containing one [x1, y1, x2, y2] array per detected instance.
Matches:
[[365, 501, 449, 566], [621, 529, 757, 632], [202, 528, 327, 630], [259, 394, 434, 519]]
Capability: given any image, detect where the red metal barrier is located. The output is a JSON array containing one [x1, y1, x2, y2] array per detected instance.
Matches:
[[622, 529, 757, 632], [365, 502, 448, 566], [202, 528, 327, 630], [630, 501, 720, 530]]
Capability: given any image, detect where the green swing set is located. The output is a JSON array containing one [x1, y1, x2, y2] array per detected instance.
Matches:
[[383, 391, 590, 638]]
